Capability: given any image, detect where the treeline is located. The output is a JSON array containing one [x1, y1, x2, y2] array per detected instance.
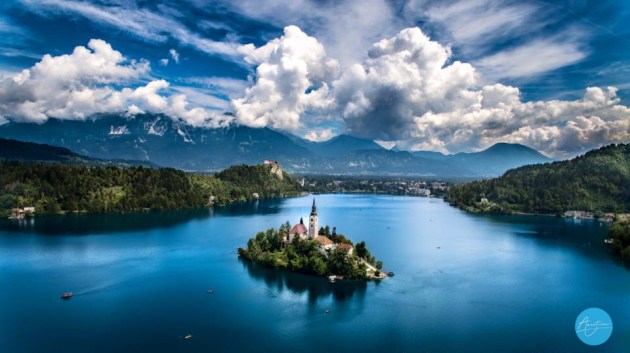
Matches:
[[445, 144, 630, 214], [215, 164, 301, 199], [0, 161, 302, 216], [238, 223, 381, 279], [609, 222, 630, 263]]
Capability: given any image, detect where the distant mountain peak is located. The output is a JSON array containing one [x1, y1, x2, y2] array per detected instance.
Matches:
[[481, 142, 551, 159], [0, 114, 555, 177]]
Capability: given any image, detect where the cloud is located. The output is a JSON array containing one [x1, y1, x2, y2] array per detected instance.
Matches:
[[476, 35, 587, 80], [18, 0, 240, 58], [330, 27, 629, 157], [216, 0, 401, 68], [237, 25, 628, 157], [159, 58, 169, 66], [181, 77, 249, 98], [333, 27, 478, 141], [232, 25, 339, 131], [0, 39, 232, 127], [391, 85, 630, 157], [404, 0, 589, 81], [407, 0, 540, 50], [304, 128, 334, 142], [169, 49, 180, 64]]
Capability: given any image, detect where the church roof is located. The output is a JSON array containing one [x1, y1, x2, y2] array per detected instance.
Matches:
[[315, 236, 333, 245], [290, 223, 308, 235]]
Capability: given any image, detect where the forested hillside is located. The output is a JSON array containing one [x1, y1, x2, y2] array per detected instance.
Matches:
[[446, 144, 630, 214], [0, 162, 302, 217]]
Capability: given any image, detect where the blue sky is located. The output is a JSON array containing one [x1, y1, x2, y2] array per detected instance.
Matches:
[[0, 0, 629, 156]]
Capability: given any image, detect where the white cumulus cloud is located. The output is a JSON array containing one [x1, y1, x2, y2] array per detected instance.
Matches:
[[0, 39, 232, 127], [232, 25, 339, 131], [234, 25, 630, 157]]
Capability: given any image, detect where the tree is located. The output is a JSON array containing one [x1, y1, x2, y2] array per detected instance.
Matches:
[[376, 261, 383, 270], [355, 241, 368, 259]]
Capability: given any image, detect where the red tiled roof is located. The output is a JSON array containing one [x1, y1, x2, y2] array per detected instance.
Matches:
[[337, 243, 353, 250], [315, 236, 333, 245], [290, 223, 308, 235]]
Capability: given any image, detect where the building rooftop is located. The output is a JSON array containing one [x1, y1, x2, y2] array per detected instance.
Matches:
[[315, 235, 333, 245], [337, 243, 353, 250], [290, 223, 308, 235]]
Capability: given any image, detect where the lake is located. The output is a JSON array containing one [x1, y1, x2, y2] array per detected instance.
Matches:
[[0, 194, 628, 352]]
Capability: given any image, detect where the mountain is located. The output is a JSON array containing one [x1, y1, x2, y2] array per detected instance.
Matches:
[[0, 114, 552, 177], [304, 135, 384, 158], [0, 114, 313, 171], [0, 137, 156, 167], [449, 143, 552, 176], [412, 143, 551, 175], [411, 150, 448, 161], [446, 144, 630, 214]]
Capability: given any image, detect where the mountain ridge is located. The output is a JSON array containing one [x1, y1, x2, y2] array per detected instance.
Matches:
[[0, 114, 552, 177]]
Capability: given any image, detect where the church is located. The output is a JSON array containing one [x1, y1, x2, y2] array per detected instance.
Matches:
[[286, 199, 352, 256], [288, 198, 319, 240]]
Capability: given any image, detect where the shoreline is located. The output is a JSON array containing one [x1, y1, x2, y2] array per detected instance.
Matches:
[[239, 254, 387, 281], [4, 192, 307, 220]]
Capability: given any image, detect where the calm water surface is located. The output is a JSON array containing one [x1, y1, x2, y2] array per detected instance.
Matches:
[[0, 194, 628, 352]]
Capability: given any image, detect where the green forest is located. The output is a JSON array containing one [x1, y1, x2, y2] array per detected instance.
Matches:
[[609, 222, 630, 263], [238, 223, 382, 279], [0, 161, 303, 217], [445, 144, 630, 215]]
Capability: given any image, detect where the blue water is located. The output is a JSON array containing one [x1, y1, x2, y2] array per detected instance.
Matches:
[[0, 194, 628, 352]]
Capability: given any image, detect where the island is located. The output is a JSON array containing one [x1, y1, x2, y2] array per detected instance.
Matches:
[[238, 199, 386, 280]]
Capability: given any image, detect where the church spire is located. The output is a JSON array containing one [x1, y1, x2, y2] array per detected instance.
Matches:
[[309, 198, 318, 238]]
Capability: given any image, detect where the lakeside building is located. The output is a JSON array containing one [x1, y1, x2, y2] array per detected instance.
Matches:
[[10, 207, 35, 219]]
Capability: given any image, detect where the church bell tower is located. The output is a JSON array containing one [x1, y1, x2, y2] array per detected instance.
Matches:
[[309, 198, 318, 238]]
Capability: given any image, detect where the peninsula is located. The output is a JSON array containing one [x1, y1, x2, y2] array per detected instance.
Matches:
[[0, 157, 303, 217], [238, 199, 386, 280]]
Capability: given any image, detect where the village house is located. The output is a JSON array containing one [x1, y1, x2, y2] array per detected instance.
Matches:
[[10, 207, 35, 219], [337, 243, 354, 255], [617, 213, 630, 222], [564, 210, 594, 219]]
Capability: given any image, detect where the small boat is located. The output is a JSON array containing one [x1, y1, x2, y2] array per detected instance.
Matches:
[[387, 272, 395, 277], [60, 292, 73, 299], [207, 289, 214, 293], [184, 334, 192, 340], [604, 238, 614, 244], [328, 275, 336, 283], [325, 309, 331, 314]]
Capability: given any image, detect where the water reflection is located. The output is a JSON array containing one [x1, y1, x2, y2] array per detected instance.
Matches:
[[240, 257, 368, 303], [0, 198, 289, 235], [0, 208, 216, 235], [213, 198, 288, 217]]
